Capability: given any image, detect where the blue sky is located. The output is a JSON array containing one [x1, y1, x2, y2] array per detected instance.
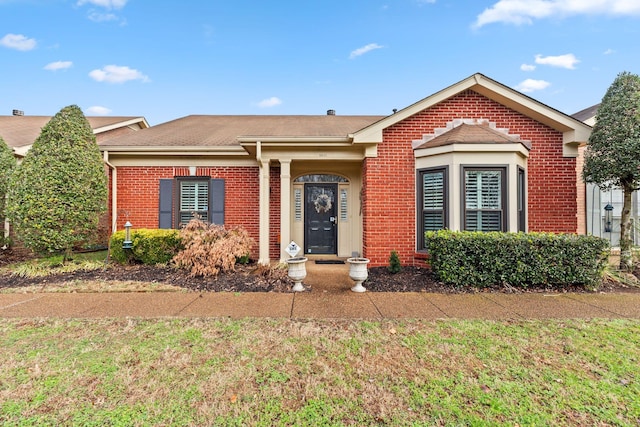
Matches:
[[1, 0, 639, 125]]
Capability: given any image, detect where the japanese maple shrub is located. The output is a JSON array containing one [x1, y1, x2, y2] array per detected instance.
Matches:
[[172, 219, 254, 277], [6, 105, 107, 259]]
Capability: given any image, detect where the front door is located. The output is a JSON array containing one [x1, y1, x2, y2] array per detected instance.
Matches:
[[305, 184, 337, 254]]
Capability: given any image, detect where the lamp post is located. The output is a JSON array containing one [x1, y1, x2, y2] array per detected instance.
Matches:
[[123, 221, 133, 249], [604, 203, 614, 233]]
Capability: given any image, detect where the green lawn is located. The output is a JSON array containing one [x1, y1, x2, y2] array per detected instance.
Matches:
[[1, 318, 639, 426]]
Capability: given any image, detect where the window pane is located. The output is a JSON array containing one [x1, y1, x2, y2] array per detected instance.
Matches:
[[423, 172, 444, 209], [465, 170, 501, 209], [464, 169, 504, 232], [180, 181, 209, 224], [424, 211, 444, 231]]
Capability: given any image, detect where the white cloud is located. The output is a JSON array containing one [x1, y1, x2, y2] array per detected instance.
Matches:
[[515, 78, 551, 93], [417, 0, 436, 4], [0, 33, 36, 51], [88, 12, 118, 22], [603, 48, 615, 55], [89, 65, 149, 83], [349, 43, 384, 59], [474, 0, 640, 28], [535, 53, 579, 69], [520, 63, 536, 71], [77, 0, 127, 9], [44, 61, 72, 71], [86, 106, 112, 115], [257, 97, 282, 108]]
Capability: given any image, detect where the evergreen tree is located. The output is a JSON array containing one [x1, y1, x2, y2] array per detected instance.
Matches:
[[0, 136, 17, 245], [583, 72, 640, 270], [6, 105, 107, 258]]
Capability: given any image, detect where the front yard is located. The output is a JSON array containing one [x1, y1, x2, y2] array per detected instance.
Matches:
[[1, 317, 639, 425]]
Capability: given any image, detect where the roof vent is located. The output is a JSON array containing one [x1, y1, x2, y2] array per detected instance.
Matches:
[[327, 109, 335, 116], [12, 109, 24, 116]]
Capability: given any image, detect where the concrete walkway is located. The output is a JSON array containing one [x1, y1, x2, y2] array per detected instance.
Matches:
[[1, 263, 639, 320]]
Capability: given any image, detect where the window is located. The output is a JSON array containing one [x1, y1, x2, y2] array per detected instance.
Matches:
[[418, 167, 447, 248], [463, 167, 506, 232], [158, 178, 225, 229], [179, 180, 209, 224]]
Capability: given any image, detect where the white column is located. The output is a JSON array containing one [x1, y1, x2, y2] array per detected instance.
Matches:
[[258, 159, 270, 265], [279, 159, 291, 262]]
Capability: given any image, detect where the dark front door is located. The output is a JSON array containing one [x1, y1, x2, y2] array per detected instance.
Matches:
[[305, 184, 337, 254]]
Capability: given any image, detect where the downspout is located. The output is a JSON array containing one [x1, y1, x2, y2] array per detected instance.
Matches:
[[103, 151, 118, 233]]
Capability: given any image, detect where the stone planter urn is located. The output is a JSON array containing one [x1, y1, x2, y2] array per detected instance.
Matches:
[[347, 257, 370, 293], [286, 257, 308, 292]]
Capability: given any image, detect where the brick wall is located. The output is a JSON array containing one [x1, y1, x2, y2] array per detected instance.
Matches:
[[362, 89, 577, 266], [111, 165, 261, 259]]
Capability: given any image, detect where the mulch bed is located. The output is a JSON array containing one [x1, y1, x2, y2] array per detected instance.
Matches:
[[1, 247, 639, 293]]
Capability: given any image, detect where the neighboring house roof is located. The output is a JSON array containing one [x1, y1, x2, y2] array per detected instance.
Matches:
[[99, 114, 385, 149], [572, 104, 600, 126], [0, 115, 150, 155]]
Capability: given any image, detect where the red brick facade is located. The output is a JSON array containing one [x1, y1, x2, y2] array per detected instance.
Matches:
[[362, 90, 577, 266], [111, 165, 261, 260]]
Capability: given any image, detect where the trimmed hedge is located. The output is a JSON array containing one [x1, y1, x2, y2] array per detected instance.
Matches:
[[109, 229, 182, 265], [424, 230, 610, 289]]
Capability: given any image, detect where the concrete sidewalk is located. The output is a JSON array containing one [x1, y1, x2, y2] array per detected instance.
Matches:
[[1, 263, 639, 320]]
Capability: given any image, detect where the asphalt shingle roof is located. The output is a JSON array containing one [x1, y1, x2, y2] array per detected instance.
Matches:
[[0, 116, 143, 148], [98, 115, 386, 147]]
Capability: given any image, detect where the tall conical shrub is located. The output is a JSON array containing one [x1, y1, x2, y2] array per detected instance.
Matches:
[[7, 105, 107, 257]]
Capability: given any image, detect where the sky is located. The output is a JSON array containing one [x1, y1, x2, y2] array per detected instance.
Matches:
[[1, 0, 639, 126]]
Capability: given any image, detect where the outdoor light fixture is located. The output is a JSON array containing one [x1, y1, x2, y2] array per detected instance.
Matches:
[[604, 203, 614, 233], [123, 221, 133, 249]]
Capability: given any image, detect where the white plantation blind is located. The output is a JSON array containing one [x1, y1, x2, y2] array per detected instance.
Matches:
[[423, 172, 444, 210], [420, 169, 446, 236], [464, 169, 503, 231], [180, 181, 209, 224]]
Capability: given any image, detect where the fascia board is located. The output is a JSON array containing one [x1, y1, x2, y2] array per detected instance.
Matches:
[[93, 117, 150, 134], [99, 146, 248, 156]]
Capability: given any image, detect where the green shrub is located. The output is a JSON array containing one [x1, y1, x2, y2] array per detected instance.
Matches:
[[6, 106, 107, 258], [172, 219, 254, 277], [110, 229, 182, 265], [424, 230, 610, 289], [388, 250, 402, 274]]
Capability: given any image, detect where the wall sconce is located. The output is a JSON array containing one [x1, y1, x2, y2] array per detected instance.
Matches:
[[123, 221, 133, 249], [604, 203, 614, 233]]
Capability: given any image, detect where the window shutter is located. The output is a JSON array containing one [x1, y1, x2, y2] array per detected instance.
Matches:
[[209, 178, 225, 224], [158, 179, 174, 229]]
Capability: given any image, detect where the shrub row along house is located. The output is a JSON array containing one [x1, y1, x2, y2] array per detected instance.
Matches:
[[1, 74, 592, 266]]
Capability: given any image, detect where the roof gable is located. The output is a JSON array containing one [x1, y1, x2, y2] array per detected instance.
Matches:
[[352, 73, 591, 157]]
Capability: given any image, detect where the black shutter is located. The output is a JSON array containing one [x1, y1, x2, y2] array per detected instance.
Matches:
[[159, 179, 174, 229], [209, 178, 225, 224]]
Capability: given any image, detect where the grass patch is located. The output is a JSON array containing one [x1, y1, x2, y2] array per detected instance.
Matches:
[[1, 250, 110, 278], [1, 318, 639, 425]]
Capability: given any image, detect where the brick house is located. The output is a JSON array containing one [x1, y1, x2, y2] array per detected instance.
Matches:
[[99, 73, 591, 266]]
